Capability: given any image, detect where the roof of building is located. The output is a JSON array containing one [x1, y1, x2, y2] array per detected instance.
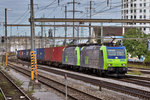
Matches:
[[93, 26, 134, 36]]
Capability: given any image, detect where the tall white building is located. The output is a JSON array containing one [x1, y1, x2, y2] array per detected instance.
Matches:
[[122, 0, 150, 34]]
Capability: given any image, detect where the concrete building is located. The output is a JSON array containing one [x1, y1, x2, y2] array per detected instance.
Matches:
[[122, 0, 150, 34], [0, 36, 51, 52]]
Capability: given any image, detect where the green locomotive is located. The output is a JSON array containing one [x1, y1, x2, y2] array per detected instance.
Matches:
[[63, 45, 127, 76]]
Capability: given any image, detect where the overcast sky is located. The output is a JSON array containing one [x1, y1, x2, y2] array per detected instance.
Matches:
[[0, 0, 121, 42]]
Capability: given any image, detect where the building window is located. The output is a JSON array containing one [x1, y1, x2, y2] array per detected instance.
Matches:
[[140, 9, 142, 13], [144, 15, 146, 19], [124, 4, 125, 7], [131, 4, 133, 7], [143, 28, 146, 31], [134, 9, 136, 13], [131, 15, 133, 19], [140, 3, 142, 7], [124, 10, 128, 14], [144, 9, 146, 13], [134, 15, 136, 19], [144, 3, 146, 7], [131, 10, 133, 13], [140, 15, 142, 19], [134, 4, 136, 7]]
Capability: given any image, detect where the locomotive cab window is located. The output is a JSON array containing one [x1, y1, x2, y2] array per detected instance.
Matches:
[[107, 49, 126, 59], [116, 49, 125, 56], [107, 49, 125, 56]]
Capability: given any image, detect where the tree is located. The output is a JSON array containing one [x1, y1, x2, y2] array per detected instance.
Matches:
[[144, 52, 150, 66], [123, 28, 147, 59]]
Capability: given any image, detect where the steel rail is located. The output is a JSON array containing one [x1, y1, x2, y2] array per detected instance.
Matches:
[[38, 66, 150, 99], [113, 78, 150, 88], [7, 63, 102, 100], [0, 70, 31, 100], [128, 67, 150, 71], [0, 88, 7, 100], [11, 59, 150, 85], [16, 59, 150, 82], [128, 69, 150, 74], [39, 73, 102, 100], [8, 62, 150, 99], [126, 75, 150, 81]]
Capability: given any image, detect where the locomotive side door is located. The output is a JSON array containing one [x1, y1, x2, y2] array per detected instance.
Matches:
[[74, 47, 77, 66], [99, 50, 104, 70]]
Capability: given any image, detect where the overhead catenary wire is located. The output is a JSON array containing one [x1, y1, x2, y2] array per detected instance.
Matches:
[[5, 0, 150, 40], [92, 1, 150, 17], [12, 9, 29, 24], [36, 0, 57, 12]]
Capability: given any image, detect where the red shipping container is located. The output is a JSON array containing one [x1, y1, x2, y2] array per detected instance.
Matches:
[[20, 50, 23, 58], [44, 48, 53, 61], [51, 46, 65, 63]]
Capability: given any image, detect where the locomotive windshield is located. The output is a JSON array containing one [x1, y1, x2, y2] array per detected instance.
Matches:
[[107, 48, 126, 59]]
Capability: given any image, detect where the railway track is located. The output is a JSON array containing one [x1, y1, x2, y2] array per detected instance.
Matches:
[[128, 68, 150, 74], [0, 88, 7, 100], [128, 65, 150, 74], [15, 59, 150, 88], [8, 62, 150, 99], [116, 77, 150, 88], [111, 75, 150, 88], [8, 63, 102, 100], [0, 70, 31, 100], [127, 75, 150, 81], [128, 66, 150, 71]]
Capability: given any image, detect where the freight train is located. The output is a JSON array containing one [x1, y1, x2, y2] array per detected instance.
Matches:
[[17, 45, 127, 76]]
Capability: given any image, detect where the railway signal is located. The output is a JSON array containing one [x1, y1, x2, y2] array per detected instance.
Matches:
[[1, 36, 5, 43]]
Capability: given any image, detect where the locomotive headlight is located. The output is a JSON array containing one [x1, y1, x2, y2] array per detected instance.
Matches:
[[108, 64, 112, 66], [122, 64, 126, 66]]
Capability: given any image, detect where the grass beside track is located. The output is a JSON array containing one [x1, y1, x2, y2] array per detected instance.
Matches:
[[128, 63, 150, 69], [127, 70, 142, 75]]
